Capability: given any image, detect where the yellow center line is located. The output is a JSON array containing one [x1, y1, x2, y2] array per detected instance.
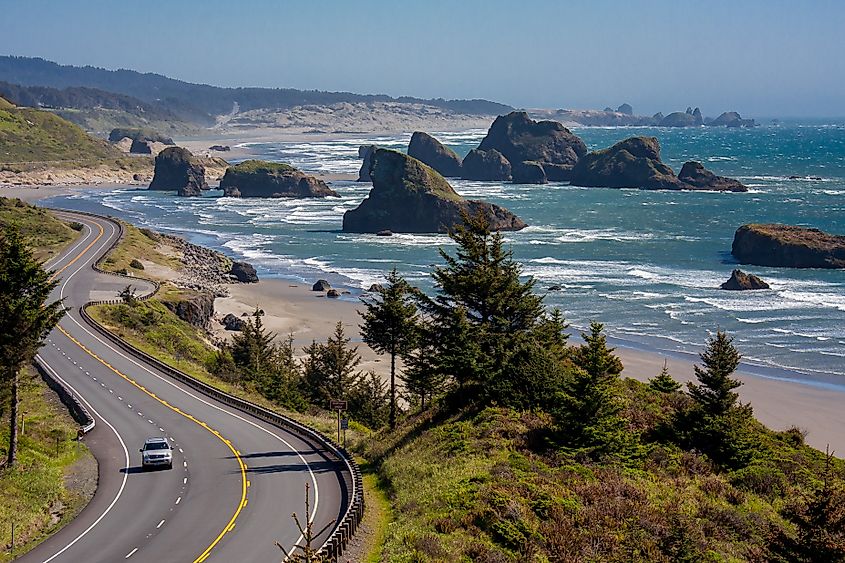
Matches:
[[49, 214, 248, 562]]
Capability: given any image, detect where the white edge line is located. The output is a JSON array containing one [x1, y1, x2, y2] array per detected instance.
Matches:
[[36, 356, 131, 563]]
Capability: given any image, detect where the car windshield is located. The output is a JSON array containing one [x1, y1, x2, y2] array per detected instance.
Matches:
[[144, 442, 169, 451]]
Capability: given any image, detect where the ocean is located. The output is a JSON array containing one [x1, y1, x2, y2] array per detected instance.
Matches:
[[42, 120, 845, 380]]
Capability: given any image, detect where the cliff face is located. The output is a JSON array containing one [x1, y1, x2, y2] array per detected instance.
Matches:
[[161, 291, 215, 328], [343, 149, 526, 233], [218, 160, 338, 198], [149, 146, 207, 195], [732, 224, 845, 269], [407, 132, 462, 177]]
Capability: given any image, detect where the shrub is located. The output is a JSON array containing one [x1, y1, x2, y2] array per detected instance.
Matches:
[[69, 221, 84, 231], [129, 258, 144, 270], [730, 464, 787, 497]]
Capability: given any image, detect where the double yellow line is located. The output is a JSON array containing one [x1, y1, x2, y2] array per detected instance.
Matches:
[[49, 215, 247, 563]]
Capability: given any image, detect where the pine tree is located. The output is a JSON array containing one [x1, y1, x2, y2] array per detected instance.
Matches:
[[400, 343, 449, 411], [422, 211, 547, 406], [570, 321, 623, 381], [650, 360, 681, 393], [230, 308, 275, 377], [300, 322, 362, 409], [0, 226, 65, 467], [554, 322, 628, 458], [348, 371, 391, 429], [359, 268, 419, 428], [687, 330, 742, 417]]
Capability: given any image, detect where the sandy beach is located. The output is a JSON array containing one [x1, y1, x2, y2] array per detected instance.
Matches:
[[213, 277, 845, 454]]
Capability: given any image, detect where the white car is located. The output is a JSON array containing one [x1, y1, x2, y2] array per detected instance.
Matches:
[[140, 437, 173, 470]]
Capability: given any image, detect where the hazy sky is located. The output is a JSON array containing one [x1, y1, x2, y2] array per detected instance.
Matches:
[[1, 0, 843, 117]]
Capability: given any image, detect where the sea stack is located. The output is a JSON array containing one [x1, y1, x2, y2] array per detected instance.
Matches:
[[218, 160, 338, 198], [407, 132, 463, 177], [149, 146, 208, 196], [731, 224, 845, 268], [343, 149, 526, 234]]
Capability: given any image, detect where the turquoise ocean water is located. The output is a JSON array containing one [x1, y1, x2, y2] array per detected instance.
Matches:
[[43, 121, 845, 380]]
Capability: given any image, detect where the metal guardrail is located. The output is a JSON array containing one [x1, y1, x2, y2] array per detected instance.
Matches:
[[52, 208, 363, 560], [33, 359, 96, 434]]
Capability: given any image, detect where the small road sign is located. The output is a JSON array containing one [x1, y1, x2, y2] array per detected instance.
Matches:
[[330, 400, 347, 411]]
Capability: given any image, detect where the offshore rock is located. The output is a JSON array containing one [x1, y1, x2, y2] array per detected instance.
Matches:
[[511, 160, 547, 184], [477, 111, 587, 167], [149, 146, 208, 194], [222, 313, 247, 331], [407, 132, 462, 177], [313, 279, 332, 291], [219, 160, 338, 198], [461, 148, 512, 181], [357, 145, 377, 182], [720, 269, 770, 290], [678, 161, 748, 192], [732, 224, 845, 269], [570, 137, 684, 190], [344, 149, 526, 233]]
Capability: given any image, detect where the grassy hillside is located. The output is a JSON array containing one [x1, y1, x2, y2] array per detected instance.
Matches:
[[0, 197, 77, 259], [0, 366, 95, 561], [0, 97, 122, 164], [361, 393, 839, 562]]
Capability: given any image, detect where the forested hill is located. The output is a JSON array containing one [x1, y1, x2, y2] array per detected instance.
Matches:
[[0, 56, 513, 120]]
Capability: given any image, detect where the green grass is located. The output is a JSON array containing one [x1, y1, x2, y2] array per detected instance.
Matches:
[[0, 102, 122, 164], [226, 159, 296, 174], [358, 390, 835, 562], [359, 461, 393, 563], [98, 222, 182, 277], [0, 366, 94, 562], [0, 197, 77, 261]]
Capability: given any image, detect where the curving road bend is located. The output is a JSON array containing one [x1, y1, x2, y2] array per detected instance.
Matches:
[[20, 211, 349, 563]]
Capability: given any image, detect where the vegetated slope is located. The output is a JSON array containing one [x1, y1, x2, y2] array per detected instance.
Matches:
[[0, 196, 77, 258], [0, 56, 513, 121], [0, 365, 95, 562], [0, 81, 196, 133], [0, 97, 122, 163], [362, 393, 837, 562]]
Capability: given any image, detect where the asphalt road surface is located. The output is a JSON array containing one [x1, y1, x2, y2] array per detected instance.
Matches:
[[19, 211, 349, 563]]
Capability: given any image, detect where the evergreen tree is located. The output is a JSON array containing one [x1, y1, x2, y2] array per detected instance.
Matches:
[[0, 226, 65, 467], [649, 360, 682, 393], [348, 371, 391, 429], [300, 322, 362, 408], [687, 330, 742, 417], [570, 321, 623, 380], [421, 211, 549, 406], [359, 268, 419, 428], [554, 322, 629, 458], [230, 308, 275, 377], [262, 334, 307, 412], [400, 343, 449, 411]]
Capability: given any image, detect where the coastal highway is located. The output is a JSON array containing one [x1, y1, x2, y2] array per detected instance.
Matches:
[[19, 211, 350, 562]]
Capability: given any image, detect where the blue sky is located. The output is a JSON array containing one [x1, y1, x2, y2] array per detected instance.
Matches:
[[1, 0, 843, 116]]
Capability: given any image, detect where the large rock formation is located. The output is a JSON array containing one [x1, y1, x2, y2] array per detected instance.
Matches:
[[218, 160, 338, 198], [732, 224, 845, 269], [511, 160, 547, 184], [678, 161, 748, 192], [570, 137, 684, 190], [407, 132, 462, 177], [357, 145, 377, 182], [149, 147, 208, 195], [461, 148, 512, 181], [617, 103, 634, 115], [570, 137, 747, 192], [708, 111, 756, 127], [477, 111, 587, 168], [162, 291, 215, 328], [343, 149, 526, 233], [109, 128, 174, 145], [230, 261, 258, 283], [721, 269, 770, 290], [660, 109, 703, 127]]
